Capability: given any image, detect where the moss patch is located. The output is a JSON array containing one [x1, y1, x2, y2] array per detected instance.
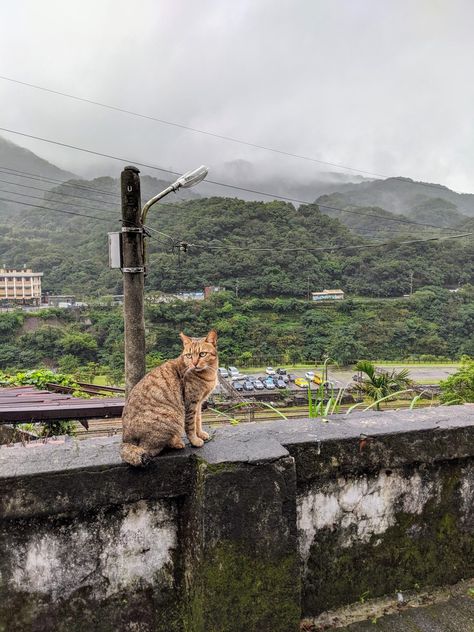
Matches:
[[185, 542, 300, 632], [302, 463, 474, 616]]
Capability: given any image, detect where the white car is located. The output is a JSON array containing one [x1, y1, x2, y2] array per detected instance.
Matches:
[[265, 366, 276, 375], [218, 367, 229, 379], [227, 366, 239, 378], [305, 371, 315, 380]]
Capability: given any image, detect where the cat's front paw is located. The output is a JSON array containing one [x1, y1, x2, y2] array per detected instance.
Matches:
[[197, 430, 210, 441], [189, 435, 204, 448]]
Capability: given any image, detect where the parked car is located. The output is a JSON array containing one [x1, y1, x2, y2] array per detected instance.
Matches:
[[218, 367, 229, 379], [243, 380, 254, 391], [276, 368, 287, 375], [265, 366, 276, 375], [233, 381, 244, 392], [305, 371, 322, 384], [281, 374, 290, 384], [254, 379, 264, 390], [287, 373, 296, 382], [228, 366, 239, 378], [295, 377, 309, 388], [264, 378, 276, 389], [276, 378, 286, 389], [352, 373, 364, 383]]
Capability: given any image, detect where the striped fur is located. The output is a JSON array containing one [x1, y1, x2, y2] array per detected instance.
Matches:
[[121, 330, 218, 466]]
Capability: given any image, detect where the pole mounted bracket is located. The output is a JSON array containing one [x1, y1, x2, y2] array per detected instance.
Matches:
[[122, 267, 145, 273], [122, 226, 143, 233]]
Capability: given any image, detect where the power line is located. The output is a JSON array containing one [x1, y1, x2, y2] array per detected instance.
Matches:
[[0, 177, 119, 208], [185, 231, 472, 254], [0, 165, 120, 198], [0, 73, 465, 196], [0, 127, 461, 234], [0, 187, 118, 216], [0, 196, 119, 223]]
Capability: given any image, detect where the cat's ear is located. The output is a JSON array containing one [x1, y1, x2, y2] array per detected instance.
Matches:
[[179, 332, 192, 346], [205, 329, 218, 347]]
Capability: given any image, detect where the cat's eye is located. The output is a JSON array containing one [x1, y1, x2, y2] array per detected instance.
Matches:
[[185, 353, 192, 358], [199, 352, 207, 357]]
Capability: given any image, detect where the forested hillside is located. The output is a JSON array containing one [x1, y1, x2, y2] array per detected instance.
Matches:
[[1, 288, 473, 374], [0, 137, 473, 299], [1, 192, 473, 298]]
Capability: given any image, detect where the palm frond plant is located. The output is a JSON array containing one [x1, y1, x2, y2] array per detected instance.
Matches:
[[354, 360, 414, 411]]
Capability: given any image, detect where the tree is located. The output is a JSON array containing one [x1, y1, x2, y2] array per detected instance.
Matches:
[[439, 357, 474, 404], [60, 332, 97, 362], [326, 325, 368, 366], [355, 360, 414, 410]]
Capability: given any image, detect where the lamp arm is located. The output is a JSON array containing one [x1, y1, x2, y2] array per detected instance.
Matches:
[[141, 183, 180, 224]]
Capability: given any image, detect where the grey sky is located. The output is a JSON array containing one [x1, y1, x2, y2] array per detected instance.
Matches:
[[0, 0, 473, 192]]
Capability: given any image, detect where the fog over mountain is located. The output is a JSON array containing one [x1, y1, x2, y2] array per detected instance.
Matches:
[[0, 0, 473, 196]]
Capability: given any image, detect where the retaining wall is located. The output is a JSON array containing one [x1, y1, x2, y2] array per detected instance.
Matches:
[[1, 405, 473, 631]]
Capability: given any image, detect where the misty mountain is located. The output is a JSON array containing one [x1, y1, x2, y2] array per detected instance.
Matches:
[[202, 158, 371, 203], [201, 161, 474, 230], [0, 135, 75, 182], [0, 137, 200, 228], [316, 176, 474, 218], [315, 192, 471, 239]]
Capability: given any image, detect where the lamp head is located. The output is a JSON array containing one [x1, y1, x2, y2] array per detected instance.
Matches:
[[174, 165, 208, 189]]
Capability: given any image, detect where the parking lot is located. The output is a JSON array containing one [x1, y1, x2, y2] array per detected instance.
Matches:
[[214, 363, 458, 396], [216, 366, 337, 395]]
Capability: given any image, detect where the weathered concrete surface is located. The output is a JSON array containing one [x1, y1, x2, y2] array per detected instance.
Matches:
[[303, 578, 474, 630], [338, 595, 474, 631], [0, 405, 473, 631]]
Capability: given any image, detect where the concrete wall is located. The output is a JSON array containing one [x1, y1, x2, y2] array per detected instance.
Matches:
[[0, 406, 473, 631]]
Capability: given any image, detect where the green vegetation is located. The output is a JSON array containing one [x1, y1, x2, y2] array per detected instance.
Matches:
[[354, 360, 414, 410], [1, 192, 473, 299], [439, 357, 474, 404], [0, 287, 472, 377]]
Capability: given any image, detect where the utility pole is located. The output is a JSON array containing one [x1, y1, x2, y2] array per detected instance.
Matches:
[[409, 270, 414, 297], [307, 275, 310, 301], [235, 280, 239, 298], [121, 166, 146, 397]]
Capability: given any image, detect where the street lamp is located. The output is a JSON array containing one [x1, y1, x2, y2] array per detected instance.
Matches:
[[141, 165, 208, 223]]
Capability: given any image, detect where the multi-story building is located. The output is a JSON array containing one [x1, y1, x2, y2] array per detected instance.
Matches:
[[0, 268, 43, 305]]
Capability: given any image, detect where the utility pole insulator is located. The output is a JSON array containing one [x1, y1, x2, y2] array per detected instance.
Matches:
[[121, 166, 146, 397]]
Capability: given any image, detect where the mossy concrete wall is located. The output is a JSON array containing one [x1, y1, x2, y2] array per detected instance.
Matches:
[[0, 406, 473, 631]]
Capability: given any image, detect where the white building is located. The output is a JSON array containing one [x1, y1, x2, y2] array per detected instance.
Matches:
[[0, 268, 43, 305], [311, 289, 345, 302]]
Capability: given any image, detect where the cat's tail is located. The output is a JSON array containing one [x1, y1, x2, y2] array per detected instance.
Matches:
[[120, 442, 148, 467]]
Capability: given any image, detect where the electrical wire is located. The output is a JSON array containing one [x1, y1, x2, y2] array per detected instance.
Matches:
[[0, 127, 462, 234], [0, 165, 120, 198], [0, 175, 118, 206], [184, 231, 473, 254], [0, 73, 466, 196], [0, 196, 119, 223], [0, 184, 118, 215]]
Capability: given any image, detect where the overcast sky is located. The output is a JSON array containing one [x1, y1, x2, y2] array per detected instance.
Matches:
[[0, 0, 473, 192]]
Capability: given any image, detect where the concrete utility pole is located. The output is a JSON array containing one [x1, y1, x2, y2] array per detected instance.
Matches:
[[409, 270, 414, 296], [121, 166, 146, 397], [119, 164, 208, 397]]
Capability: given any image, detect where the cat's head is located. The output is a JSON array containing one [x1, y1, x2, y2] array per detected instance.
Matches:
[[179, 330, 218, 372]]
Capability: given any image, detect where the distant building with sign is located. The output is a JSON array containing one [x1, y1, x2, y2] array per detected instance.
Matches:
[[0, 268, 43, 305], [312, 289, 345, 302]]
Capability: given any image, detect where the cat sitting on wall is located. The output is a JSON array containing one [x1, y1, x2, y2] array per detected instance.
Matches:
[[121, 330, 218, 466]]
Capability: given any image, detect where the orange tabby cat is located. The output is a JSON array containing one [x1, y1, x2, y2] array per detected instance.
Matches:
[[120, 330, 218, 466]]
